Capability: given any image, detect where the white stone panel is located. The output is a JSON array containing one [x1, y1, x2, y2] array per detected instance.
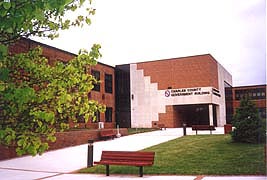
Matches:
[[217, 63, 232, 126], [209, 104, 214, 126], [130, 64, 166, 128]]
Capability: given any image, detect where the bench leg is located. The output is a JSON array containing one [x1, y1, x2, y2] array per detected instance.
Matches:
[[106, 165, 109, 176], [139, 166, 143, 177]]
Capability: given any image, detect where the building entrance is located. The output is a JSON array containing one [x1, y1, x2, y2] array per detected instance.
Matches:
[[174, 104, 217, 127]]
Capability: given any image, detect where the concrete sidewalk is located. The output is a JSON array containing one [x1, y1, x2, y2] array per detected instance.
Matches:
[[0, 169, 265, 180], [0, 128, 184, 173], [0, 128, 265, 180]]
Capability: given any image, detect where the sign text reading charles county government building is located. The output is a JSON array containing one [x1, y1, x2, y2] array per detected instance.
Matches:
[[164, 87, 211, 97]]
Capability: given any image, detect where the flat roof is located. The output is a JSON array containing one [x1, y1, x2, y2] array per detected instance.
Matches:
[[116, 54, 216, 66], [233, 84, 267, 89], [22, 37, 115, 69]]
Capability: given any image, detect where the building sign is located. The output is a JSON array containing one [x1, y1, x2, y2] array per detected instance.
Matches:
[[165, 87, 213, 97]]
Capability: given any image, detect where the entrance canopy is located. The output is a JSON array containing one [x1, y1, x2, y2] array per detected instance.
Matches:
[[173, 104, 218, 127]]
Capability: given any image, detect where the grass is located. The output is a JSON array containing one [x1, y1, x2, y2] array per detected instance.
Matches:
[[127, 128, 158, 135], [79, 135, 266, 175]]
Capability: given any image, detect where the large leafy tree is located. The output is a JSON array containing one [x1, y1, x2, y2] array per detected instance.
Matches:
[[0, 0, 105, 156], [0, 0, 95, 57], [231, 97, 266, 143]]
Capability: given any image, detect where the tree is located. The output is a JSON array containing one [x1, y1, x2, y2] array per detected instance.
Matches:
[[231, 97, 266, 143], [0, 0, 105, 156], [0, 0, 95, 57]]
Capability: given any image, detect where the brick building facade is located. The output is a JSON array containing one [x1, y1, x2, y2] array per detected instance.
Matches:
[[7, 38, 266, 129], [8, 38, 116, 129], [116, 55, 233, 128], [2, 38, 266, 160], [231, 85, 266, 121]]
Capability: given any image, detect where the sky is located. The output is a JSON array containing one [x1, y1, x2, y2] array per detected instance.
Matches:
[[33, 0, 266, 87]]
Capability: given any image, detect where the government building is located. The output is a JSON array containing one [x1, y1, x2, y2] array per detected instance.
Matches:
[[116, 55, 232, 128], [9, 38, 266, 129]]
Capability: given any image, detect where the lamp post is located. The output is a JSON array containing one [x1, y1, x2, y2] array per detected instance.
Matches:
[[183, 123, 187, 136], [87, 140, 94, 167]]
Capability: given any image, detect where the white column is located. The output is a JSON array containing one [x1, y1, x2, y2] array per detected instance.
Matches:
[[216, 105, 220, 126], [209, 104, 214, 126]]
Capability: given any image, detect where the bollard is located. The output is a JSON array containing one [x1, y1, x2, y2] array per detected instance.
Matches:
[[87, 140, 94, 167], [183, 123, 187, 136], [116, 125, 121, 138]]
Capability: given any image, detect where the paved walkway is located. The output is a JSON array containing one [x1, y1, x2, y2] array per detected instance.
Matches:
[[0, 128, 265, 180]]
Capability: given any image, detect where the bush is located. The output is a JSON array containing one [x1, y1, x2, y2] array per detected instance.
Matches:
[[231, 97, 266, 143]]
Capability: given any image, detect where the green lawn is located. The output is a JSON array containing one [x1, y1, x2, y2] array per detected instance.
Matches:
[[127, 128, 158, 135], [79, 135, 266, 175]]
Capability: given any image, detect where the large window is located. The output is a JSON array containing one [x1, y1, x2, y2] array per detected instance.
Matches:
[[258, 108, 266, 119], [224, 82, 233, 124], [92, 70, 100, 91], [235, 88, 266, 100], [91, 111, 100, 123], [105, 107, 113, 122], [76, 114, 85, 123], [105, 73, 113, 93]]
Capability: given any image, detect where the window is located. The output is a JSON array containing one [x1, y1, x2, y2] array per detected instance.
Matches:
[[91, 111, 100, 123], [224, 86, 232, 101], [235, 91, 241, 100], [92, 70, 100, 91], [258, 108, 266, 119], [224, 82, 233, 123], [258, 88, 266, 99], [105, 73, 113, 93], [235, 88, 266, 100], [105, 107, 113, 122], [76, 114, 85, 123]]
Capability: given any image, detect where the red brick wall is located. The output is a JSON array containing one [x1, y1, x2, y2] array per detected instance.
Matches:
[[0, 145, 17, 161], [0, 128, 128, 161], [158, 106, 176, 127], [8, 38, 75, 64], [137, 54, 219, 90], [233, 100, 266, 111], [88, 64, 116, 129], [137, 54, 219, 127], [158, 106, 186, 128], [232, 85, 266, 114], [8, 38, 116, 129]]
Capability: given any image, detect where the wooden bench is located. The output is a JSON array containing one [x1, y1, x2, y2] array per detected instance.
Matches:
[[99, 129, 116, 140], [158, 123, 166, 130], [192, 125, 216, 135], [94, 151, 155, 177]]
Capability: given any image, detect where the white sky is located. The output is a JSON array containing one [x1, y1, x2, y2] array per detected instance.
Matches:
[[33, 0, 266, 87]]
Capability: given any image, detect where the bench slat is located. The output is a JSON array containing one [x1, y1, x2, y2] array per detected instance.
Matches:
[[192, 125, 215, 130], [191, 125, 216, 135], [101, 154, 154, 159], [95, 160, 153, 166]]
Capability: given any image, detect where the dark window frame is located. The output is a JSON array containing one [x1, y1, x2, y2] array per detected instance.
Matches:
[[91, 111, 100, 123], [92, 69, 100, 92], [105, 107, 113, 122], [105, 73, 113, 93], [235, 88, 266, 100], [76, 114, 85, 123]]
